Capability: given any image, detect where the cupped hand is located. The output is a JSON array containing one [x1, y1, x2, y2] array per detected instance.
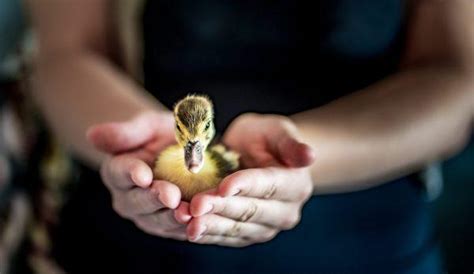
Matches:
[[87, 111, 188, 240], [223, 113, 315, 168], [177, 113, 315, 247]]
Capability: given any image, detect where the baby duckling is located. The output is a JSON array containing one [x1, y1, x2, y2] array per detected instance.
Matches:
[[153, 95, 239, 201]]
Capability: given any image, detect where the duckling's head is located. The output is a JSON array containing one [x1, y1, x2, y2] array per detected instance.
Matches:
[[173, 95, 215, 174]]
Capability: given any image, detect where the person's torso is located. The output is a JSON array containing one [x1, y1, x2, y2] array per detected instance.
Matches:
[[142, 0, 405, 130]]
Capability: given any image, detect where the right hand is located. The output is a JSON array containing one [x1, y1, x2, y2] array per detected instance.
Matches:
[[87, 111, 192, 240]]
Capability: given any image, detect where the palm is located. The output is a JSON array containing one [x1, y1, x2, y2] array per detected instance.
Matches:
[[126, 132, 176, 167], [223, 113, 314, 169], [225, 128, 274, 168], [88, 111, 176, 164]]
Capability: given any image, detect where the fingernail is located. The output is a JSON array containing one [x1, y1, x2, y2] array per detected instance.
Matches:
[[197, 224, 207, 235], [229, 188, 241, 196], [182, 214, 192, 222], [177, 213, 191, 224], [190, 235, 202, 242], [201, 203, 213, 215], [219, 188, 240, 197], [131, 172, 141, 184], [132, 170, 151, 187], [190, 225, 207, 241]]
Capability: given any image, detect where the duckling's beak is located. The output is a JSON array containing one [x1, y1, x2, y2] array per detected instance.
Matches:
[[185, 141, 204, 174]]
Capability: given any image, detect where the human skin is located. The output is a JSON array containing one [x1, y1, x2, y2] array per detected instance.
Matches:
[[28, 0, 473, 246]]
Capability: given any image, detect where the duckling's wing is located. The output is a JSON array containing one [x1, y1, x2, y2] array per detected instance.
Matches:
[[208, 144, 239, 177]]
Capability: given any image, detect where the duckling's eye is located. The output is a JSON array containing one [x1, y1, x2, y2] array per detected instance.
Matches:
[[176, 124, 182, 133], [204, 121, 211, 131]]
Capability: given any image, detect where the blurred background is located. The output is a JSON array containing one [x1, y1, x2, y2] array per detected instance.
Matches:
[[0, 0, 473, 273]]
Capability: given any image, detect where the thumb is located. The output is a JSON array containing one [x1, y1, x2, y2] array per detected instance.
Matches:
[[271, 131, 315, 168], [86, 112, 173, 154]]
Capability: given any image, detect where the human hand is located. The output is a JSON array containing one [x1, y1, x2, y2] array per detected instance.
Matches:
[[87, 111, 187, 240], [177, 113, 315, 247], [222, 113, 315, 168]]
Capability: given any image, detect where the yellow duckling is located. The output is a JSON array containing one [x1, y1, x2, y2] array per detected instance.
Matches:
[[153, 95, 239, 201]]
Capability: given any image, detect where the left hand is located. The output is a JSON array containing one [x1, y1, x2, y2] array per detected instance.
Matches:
[[176, 113, 315, 247], [87, 112, 187, 240]]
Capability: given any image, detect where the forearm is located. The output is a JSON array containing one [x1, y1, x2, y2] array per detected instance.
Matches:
[[293, 66, 474, 194], [30, 52, 166, 167]]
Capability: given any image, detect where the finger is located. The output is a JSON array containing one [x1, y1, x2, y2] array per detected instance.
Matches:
[[144, 137, 176, 155], [122, 182, 163, 215], [127, 149, 158, 166], [268, 128, 315, 168], [159, 231, 188, 241], [174, 202, 192, 224], [102, 155, 153, 190], [136, 209, 184, 233], [189, 235, 251, 247], [185, 188, 218, 215], [189, 235, 253, 247], [122, 180, 181, 215], [136, 222, 187, 240], [153, 180, 181, 209], [218, 168, 313, 202], [242, 149, 280, 169], [190, 194, 300, 229], [87, 112, 174, 154], [276, 135, 315, 167], [187, 214, 277, 243]]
